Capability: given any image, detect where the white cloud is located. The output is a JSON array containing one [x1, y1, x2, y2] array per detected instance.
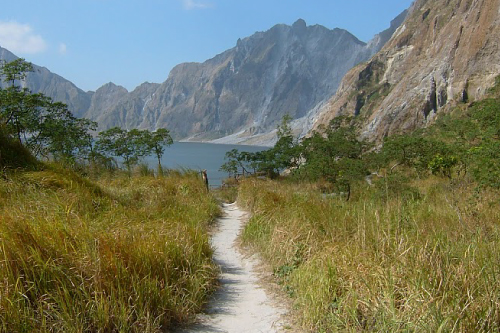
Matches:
[[0, 21, 47, 54], [58, 42, 67, 55], [183, 0, 213, 10]]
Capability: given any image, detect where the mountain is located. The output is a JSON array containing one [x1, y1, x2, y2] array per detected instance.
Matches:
[[0, 46, 91, 118], [87, 16, 406, 144], [312, 0, 500, 141], [1, 13, 407, 145], [84, 82, 160, 130]]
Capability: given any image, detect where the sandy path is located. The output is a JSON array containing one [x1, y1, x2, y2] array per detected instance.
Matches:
[[174, 203, 286, 333]]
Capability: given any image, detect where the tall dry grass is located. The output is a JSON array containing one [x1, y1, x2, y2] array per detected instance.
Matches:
[[0, 165, 220, 332], [238, 177, 500, 332]]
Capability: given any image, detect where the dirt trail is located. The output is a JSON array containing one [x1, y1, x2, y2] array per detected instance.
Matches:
[[174, 203, 287, 333]]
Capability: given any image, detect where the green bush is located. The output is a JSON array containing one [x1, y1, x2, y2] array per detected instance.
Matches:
[[0, 127, 39, 170]]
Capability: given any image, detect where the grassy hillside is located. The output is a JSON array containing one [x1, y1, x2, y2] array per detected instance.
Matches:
[[0, 149, 220, 332], [238, 177, 499, 332]]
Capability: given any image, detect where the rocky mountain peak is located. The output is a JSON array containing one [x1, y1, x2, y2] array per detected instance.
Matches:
[[312, 0, 500, 142], [96, 82, 128, 94], [292, 19, 307, 33], [119, 17, 403, 143]]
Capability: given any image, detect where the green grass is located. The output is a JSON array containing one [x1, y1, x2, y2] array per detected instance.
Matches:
[[212, 178, 240, 203], [238, 177, 500, 332], [0, 165, 220, 332]]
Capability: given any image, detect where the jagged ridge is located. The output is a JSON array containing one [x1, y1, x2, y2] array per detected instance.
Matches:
[[1, 13, 408, 145]]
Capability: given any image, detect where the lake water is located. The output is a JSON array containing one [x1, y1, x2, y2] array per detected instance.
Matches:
[[143, 142, 268, 187]]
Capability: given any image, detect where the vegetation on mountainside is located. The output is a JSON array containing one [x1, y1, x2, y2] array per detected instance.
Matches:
[[223, 76, 500, 194], [233, 78, 500, 332]]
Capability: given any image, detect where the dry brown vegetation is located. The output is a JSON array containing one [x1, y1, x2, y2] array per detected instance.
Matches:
[[0, 165, 220, 332], [238, 176, 500, 332]]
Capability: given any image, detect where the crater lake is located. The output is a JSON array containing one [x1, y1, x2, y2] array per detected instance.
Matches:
[[142, 142, 268, 187]]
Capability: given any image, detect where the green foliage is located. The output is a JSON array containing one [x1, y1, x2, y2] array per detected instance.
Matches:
[[96, 127, 147, 174], [271, 114, 300, 171], [296, 116, 369, 200], [220, 148, 246, 176], [220, 115, 299, 178], [428, 153, 458, 178], [469, 140, 500, 188], [382, 134, 426, 169], [0, 86, 46, 142], [432, 94, 500, 187], [465, 98, 500, 187], [381, 131, 463, 181], [142, 128, 173, 173], [96, 127, 174, 176], [0, 59, 96, 166], [29, 102, 96, 164], [0, 58, 33, 83]]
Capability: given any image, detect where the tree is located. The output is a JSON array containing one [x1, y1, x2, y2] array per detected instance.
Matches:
[[0, 86, 45, 143], [24, 101, 96, 163], [96, 127, 135, 174], [220, 149, 257, 177], [268, 115, 300, 172], [381, 132, 456, 177], [296, 116, 369, 200], [95, 127, 152, 175], [1, 59, 38, 142], [0, 58, 33, 84], [219, 115, 300, 179], [0, 59, 96, 165], [251, 115, 300, 178], [220, 149, 240, 177], [142, 128, 173, 175]]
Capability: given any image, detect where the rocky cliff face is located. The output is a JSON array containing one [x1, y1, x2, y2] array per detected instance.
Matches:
[[312, 0, 500, 141], [84, 17, 406, 142], [84, 82, 160, 130], [0, 46, 91, 118]]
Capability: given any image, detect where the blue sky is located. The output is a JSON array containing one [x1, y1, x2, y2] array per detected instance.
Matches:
[[0, 0, 413, 92]]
